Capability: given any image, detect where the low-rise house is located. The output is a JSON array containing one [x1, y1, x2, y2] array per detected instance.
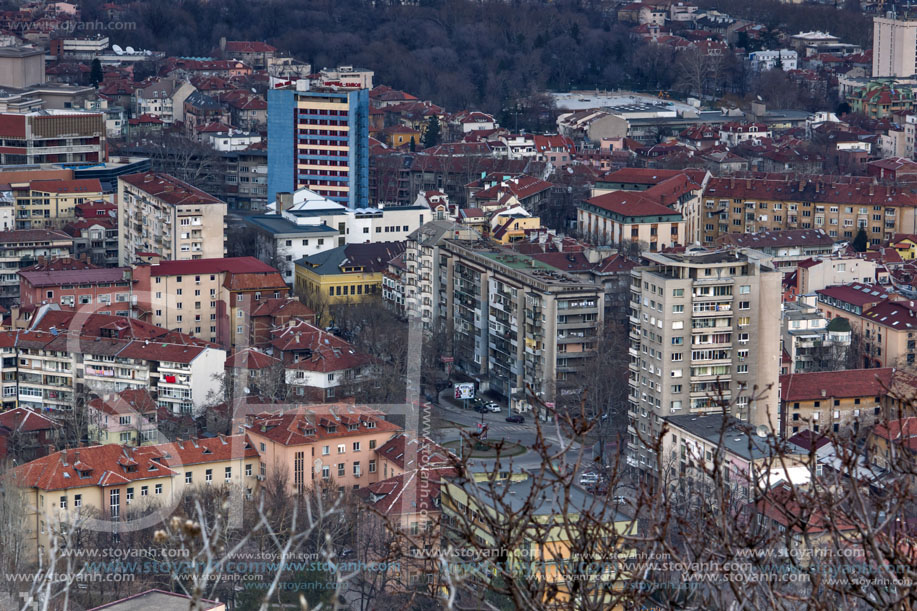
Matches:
[[0, 407, 59, 462], [270, 320, 373, 401], [868, 417, 917, 470], [87, 388, 159, 446]]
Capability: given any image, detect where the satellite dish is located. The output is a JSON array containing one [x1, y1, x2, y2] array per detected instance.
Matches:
[[112, 44, 123, 55], [125, 46, 135, 54], [755, 424, 769, 438]]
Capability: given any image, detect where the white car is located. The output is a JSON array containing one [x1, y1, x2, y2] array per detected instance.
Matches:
[[485, 402, 501, 412], [579, 472, 599, 486]]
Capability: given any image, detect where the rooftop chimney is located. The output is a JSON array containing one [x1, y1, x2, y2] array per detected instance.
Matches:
[[277, 192, 293, 215]]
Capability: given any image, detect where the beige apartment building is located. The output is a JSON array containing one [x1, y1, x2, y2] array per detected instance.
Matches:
[[10, 435, 260, 558], [245, 406, 402, 495], [873, 15, 917, 78], [133, 257, 289, 348], [435, 238, 605, 409], [700, 175, 917, 247], [117, 172, 227, 265], [626, 250, 782, 473], [14, 178, 105, 230]]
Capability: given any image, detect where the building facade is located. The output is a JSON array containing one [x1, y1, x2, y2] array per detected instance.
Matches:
[[267, 84, 369, 208], [435, 239, 605, 407], [117, 172, 227, 265], [626, 250, 782, 474], [873, 16, 917, 78]]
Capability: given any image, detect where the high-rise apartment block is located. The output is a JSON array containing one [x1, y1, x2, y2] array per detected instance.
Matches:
[[436, 239, 604, 409], [873, 14, 917, 78], [267, 83, 369, 208], [626, 251, 781, 472], [117, 172, 227, 265]]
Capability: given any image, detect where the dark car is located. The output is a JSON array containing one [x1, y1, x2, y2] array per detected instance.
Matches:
[[474, 405, 489, 414], [506, 414, 524, 423]]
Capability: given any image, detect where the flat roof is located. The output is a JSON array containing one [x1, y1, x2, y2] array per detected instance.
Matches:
[[247, 214, 337, 236]]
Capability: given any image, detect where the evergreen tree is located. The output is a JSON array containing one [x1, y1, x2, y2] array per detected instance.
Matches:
[[422, 115, 440, 149], [89, 58, 103, 87], [852, 228, 868, 252], [409, 136, 416, 152]]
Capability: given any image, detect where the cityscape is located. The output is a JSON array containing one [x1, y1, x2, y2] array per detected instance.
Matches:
[[0, 0, 912, 609]]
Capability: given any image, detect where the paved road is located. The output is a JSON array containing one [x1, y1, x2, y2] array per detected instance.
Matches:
[[431, 389, 589, 469]]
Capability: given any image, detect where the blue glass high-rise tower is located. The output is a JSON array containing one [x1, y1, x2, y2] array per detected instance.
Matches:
[[268, 85, 369, 209]]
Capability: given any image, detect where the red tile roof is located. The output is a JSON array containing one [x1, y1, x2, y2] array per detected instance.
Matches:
[[780, 368, 894, 402], [247, 406, 400, 446], [0, 407, 57, 434], [376, 434, 452, 470], [225, 348, 279, 370], [150, 256, 275, 277], [29, 178, 102, 194], [119, 172, 223, 206], [584, 191, 681, 218], [816, 283, 892, 308], [356, 467, 456, 516], [19, 267, 130, 287], [271, 321, 372, 373], [716, 229, 834, 250]]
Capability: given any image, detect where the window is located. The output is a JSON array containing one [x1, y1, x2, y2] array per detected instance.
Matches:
[[322, 466, 330, 479], [369, 439, 376, 449], [74, 494, 81, 508], [141, 485, 148, 497], [672, 321, 684, 330], [353, 462, 361, 476], [338, 463, 345, 477], [671, 353, 683, 361], [245, 463, 252, 476], [185, 472, 192, 484], [206, 469, 213, 482], [155, 484, 162, 495], [338, 444, 345, 454], [673, 288, 684, 297], [60, 495, 67, 509], [322, 445, 330, 455], [225, 466, 232, 481], [739, 285, 750, 294], [737, 317, 750, 327], [672, 305, 684, 313], [353, 441, 361, 451]]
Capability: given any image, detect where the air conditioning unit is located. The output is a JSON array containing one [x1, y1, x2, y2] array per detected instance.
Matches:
[[255, 475, 265, 481]]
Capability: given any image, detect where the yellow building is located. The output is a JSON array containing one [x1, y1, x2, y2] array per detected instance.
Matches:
[[9, 435, 261, 559], [293, 242, 405, 320], [441, 471, 636, 606], [780, 368, 894, 437], [890, 234, 917, 260], [491, 213, 541, 244], [15, 178, 105, 230]]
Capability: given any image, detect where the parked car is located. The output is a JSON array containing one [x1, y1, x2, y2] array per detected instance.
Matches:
[[485, 402, 501, 412], [506, 414, 524, 423], [579, 472, 600, 486]]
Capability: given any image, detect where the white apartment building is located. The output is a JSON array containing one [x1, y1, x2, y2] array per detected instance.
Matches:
[[626, 250, 781, 473], [117, 172, 227, 265], [748, 49, 798, 72], [873, 15, 917, 78], [249, 188, 429, 282], [8, 317, 225, 416]]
